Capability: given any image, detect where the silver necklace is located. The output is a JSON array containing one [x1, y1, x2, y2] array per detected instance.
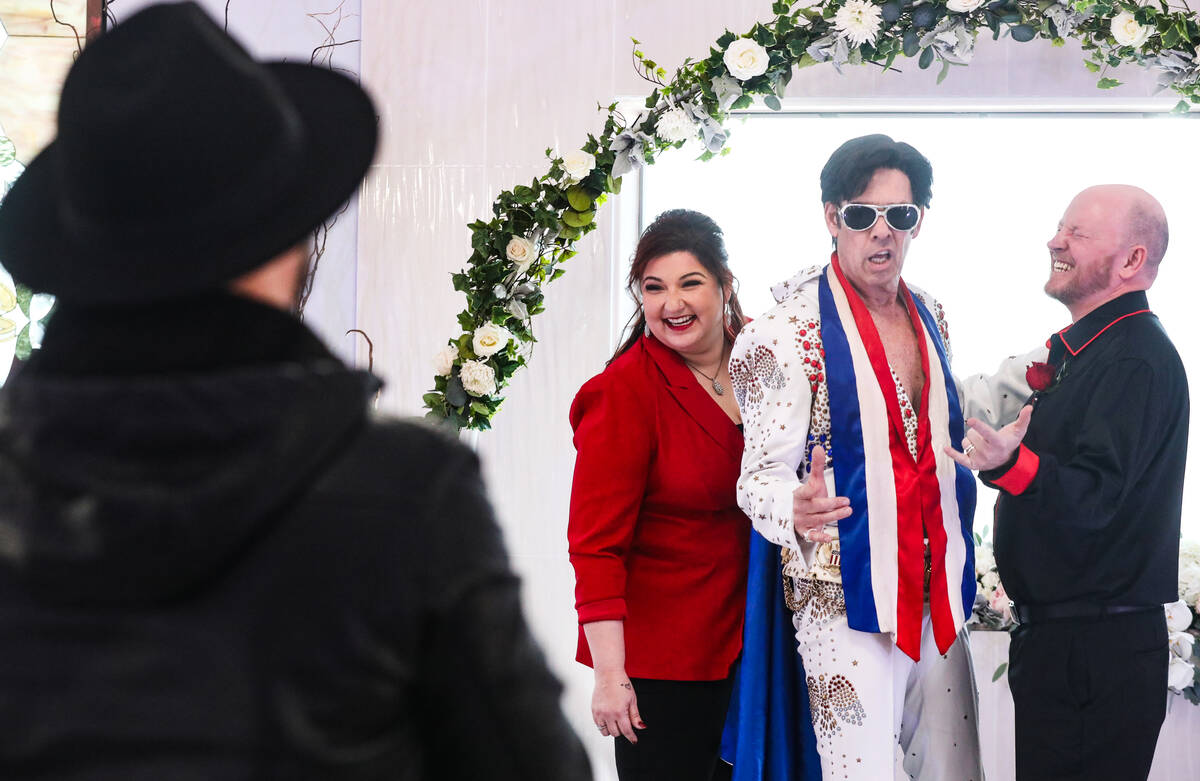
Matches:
[[687, 350, 727, 396]]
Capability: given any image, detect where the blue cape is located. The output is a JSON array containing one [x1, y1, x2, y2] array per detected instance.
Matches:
[[720, 530, 821, 780]]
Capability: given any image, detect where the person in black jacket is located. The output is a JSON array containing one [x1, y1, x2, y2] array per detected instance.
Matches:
[[946, 184, 1187, 781], [0, 3, 591, 780]]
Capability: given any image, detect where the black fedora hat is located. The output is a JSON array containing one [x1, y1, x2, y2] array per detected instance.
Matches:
[[0, 1, 377, 304]]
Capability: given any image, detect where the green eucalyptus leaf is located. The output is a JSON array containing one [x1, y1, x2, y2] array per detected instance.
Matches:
[[919, 46, 935, 69], [14, 283, 32, 318], [445, 376, 468, 408], [764, 95, 782, 111], [15, 325, 32, 362], [913, 4, 939, 27], [1011, 24, 1036, 42], [992, 662, 1008, 682], [730, 93, 754, 110], [903, 28, 921, 57], [562, 209, 595, 228], [566, 186, 593, 211], [937, 59, 952, 84]]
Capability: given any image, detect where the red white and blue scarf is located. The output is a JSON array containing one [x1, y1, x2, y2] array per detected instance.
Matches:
[[817, 255, 976, 660]]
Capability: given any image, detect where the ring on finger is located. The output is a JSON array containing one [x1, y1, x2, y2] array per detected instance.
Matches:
[[803, 527, 818, 542], [597, 723, 608, 733], [963, 443, 976, 456]]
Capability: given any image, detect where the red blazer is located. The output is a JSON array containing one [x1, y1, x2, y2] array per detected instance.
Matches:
[[568, 334, 749, 681]]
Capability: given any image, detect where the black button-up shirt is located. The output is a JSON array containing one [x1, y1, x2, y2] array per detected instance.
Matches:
[[984, 291, 1189, 607]]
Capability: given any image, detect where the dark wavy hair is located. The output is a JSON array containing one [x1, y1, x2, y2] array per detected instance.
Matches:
[[609, 209, 747, 364], [820, 134, 934, 208]]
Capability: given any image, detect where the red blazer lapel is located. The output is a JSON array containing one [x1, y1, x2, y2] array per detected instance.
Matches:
[[642, 335, 743, 462]]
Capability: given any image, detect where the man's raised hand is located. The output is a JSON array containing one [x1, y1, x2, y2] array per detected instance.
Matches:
[[792, 445, 851, 544], [945, 404, 1034, 471]]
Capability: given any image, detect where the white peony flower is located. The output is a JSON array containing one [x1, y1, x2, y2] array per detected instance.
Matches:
[[723, 37, 770, 81], [505, 235, 538, 273], [459, 359, 498, 397], [1111, 11, 1152, 47], [1179, 560, 1200, 603], [834, 0, 884, 47], [561, 149, 596, 182], [1180, 538, 1200, 566], [1169, 631, 1195, 660], [975, 546, 996, 576], [432, 344, 458, 378], [1166, 600, 1194, 633], [471, 323, 511, 358], [988, 582, 1012, 620], [655, 107, 696, 143], [947, 0, 986, 11], [1168, 654, 1195, 692]]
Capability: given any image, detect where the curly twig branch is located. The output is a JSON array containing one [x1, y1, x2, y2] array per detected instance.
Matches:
[[50, 0, 84, 57]]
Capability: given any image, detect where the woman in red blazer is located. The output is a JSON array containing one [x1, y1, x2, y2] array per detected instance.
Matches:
[[568, 209, 750, 780]]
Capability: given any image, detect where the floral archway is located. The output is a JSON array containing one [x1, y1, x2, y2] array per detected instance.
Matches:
[[424, 0, 1200, 432]]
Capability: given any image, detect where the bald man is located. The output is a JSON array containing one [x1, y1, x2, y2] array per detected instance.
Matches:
[[948, 185, 1189, 780]]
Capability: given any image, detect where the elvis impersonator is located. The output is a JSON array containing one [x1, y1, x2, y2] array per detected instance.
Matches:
[[722, 135, 1041, 781]]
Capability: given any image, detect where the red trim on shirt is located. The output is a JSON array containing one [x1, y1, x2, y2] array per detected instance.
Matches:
[[1060, 310, 1151, 356], [992, 444, 1039, 495]]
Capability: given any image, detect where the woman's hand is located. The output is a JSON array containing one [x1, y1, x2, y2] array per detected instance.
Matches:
[[592, 669, 645, 743]]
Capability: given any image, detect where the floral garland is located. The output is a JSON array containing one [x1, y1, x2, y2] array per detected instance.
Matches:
[[971, 534, 1200, 705], [424, 0, 1200, 430]]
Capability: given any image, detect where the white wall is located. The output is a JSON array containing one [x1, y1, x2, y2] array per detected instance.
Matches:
[[112, 0, 364, 364], [356, 3, 1165, 778]]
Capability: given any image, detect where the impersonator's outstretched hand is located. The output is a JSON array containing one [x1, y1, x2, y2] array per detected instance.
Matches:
[[945, 404, 1034, 471], [791, 445, 850, 544]]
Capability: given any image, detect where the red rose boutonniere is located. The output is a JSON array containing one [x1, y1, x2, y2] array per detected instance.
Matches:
[[1026, 361, 1056, 392]]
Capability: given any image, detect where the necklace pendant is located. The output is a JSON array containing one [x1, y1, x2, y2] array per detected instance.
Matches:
[[712, 379, 725, 396]]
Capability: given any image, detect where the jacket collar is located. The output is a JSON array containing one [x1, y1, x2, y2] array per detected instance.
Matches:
[[641, 334, 742, 460], [1048, 290, 1151, 365]]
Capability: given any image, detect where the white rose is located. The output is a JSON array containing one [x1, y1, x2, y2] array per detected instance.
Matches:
[[654, 107, 696, 144], [975, 547, 995, 577], [458, 359, 498, 397], [1168, 655, 1195, 692], [505, 236, 538, 273], [1166, 600, 1194, 633], [561, 149, 596, 182], [1169, 631, 1195, 660], [432, 344, 458, 377], [947, 0, 986, 11], [472, 323, 511, 358], [981, 570, 1001, 596], [723, 37, 769, 81], [1111, 11, 1152, 47]]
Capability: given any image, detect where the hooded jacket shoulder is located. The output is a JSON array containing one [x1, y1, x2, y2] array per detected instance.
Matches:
[[0, 295, 591, 780]]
